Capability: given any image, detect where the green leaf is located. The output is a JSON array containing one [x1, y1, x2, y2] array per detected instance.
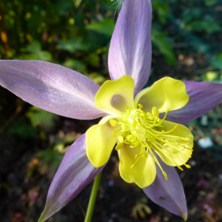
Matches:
[[8, 117, 37, 139], [152, 29, 176, 65], [38, 148, 62, 168], [73, 0, 83, 8], [204, 0, 216, 6], [63, 58, 87, 73], [88, 72, 106, 85], [86, 18, 114, 36], [211, 53, 222, 69], [26, 107, 58, 129], [202, 71, 222, 83], [85, 53, 100, 68], [20, 41, 52, 60], [188, 17, 220, 33], [152, 0, 171, 24], [56, 38, 89, 53]]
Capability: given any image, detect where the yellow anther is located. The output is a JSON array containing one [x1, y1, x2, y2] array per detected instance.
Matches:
[[118, 135, 124, 143], [109, 119, 117, 127], [185, 163, 191, 169], [137, 104, 143, 109], [177, 166, 183, 171]]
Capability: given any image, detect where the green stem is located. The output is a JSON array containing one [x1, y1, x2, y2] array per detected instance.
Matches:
[[84, 172, 102, 222]]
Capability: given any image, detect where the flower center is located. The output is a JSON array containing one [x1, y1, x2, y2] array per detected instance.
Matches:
[[110, 105, 191, 179], [117, 105, 164, 148]]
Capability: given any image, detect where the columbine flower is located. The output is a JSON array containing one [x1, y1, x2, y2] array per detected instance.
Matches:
[[0, 0, 221, 221], [87, 75, 193, 189]]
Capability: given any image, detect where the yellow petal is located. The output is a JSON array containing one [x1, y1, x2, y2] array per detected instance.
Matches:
[[135, 77, 189, 113], [86, 121, 117, 167], [95, 75, 135, 115], [118, 144, 156, 188], [154, 120, 193, 167]]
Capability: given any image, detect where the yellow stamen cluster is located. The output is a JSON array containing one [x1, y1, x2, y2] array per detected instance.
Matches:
[[111, 105, 192, 179]]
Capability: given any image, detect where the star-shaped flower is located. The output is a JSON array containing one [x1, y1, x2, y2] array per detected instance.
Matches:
[[86, 75, 193, 188], [0, 0, 221, 221]]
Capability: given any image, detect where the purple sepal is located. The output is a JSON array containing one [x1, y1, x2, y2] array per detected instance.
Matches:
[[0, 60, 104, 120], [168, 80, 222, 124], [38, 134, 103, 222], [143, 162, 187, 220], [108, 0, 152, 93]]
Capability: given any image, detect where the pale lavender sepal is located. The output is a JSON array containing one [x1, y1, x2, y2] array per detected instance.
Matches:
[[38, 134, 103, 222], [108, 0, 152, 93], [167, 80, 222, 124], [143, 163, 187, 219], [0, 60, 104, 120]]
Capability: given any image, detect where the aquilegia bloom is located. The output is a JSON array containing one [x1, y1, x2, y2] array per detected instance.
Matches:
[[87, 75, 193, 189], [0, 0, 222, 221]]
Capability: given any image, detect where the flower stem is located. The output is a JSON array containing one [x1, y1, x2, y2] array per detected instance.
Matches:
[[84, 172, 102, 222]]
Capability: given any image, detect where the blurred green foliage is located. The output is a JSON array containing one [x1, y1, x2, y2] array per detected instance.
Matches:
[[1, 0, 221, 75], [0, 0, 116, 80], [26, 107, 58, 129]]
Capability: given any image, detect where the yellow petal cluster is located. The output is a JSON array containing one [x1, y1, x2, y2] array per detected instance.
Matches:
[[86, 75, 193, 188]]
